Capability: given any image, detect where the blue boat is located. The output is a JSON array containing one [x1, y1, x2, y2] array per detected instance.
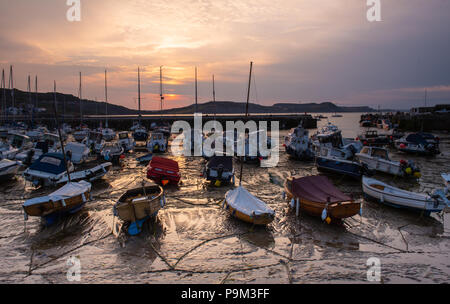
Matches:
[[133, 127, 148, 142], [315, 146, 369, 179]]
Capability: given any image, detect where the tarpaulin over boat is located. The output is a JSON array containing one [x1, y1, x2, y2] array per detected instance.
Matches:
[[150, 156, 179, 172], [207, 156, 233, 170], [225, 186, 275, 216], [23, 181, 91, 207], [29, 153, 67, 175], [405, 133, 428, 146], [291, 175, 351, 203]]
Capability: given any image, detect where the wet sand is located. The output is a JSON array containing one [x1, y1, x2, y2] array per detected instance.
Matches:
[[0, 125, 449, 284]]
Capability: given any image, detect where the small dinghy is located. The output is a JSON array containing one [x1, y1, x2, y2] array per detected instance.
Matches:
[[0, 159, 21, 182], [224, 186, 275, 225], [362, 176, 449, 215], [101, 128, 116, 142], [23, 180, 92, 225], [202, 156, 235, 186], [147, 156, 181, 186], [284, 175, 360, 223], [113, 184, 165, 235]]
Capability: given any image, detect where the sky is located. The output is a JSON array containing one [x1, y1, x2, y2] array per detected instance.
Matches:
[[0, 0, 449, 110]]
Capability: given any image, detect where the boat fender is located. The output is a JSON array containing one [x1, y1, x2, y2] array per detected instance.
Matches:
[[359, 206, 363, 216], [61, 199, 66, 207], [23, 211, 28, 221], [290, 198, 295, 208], [282, 191, 286, 200], [321, 209, 327, 221], [113, 205, 117, 216], [222, 200, 226, 208], [232, 175, 235, 185], [82, 193, 86, 203], [160, 195, 166, 208], [296, 198, 300, 217]]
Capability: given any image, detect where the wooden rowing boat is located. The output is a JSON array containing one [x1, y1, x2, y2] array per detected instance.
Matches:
[[284, 175, 360, 223], [114, 184, 165, 235]]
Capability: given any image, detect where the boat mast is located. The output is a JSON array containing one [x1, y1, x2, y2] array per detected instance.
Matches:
[[138, 67, 141, 125], [1, 69, 5, 123], [53, 81, 71, 183], [160, 66, 164, 121], [195, 67, 198, 113], [238, 61, 253, 186], [105, 69, 108, 128], [212, 74, 216, 122], [79, 72, 83, 126], [27, 75, 33, 128], [34, 75, 38, 124], [9, 65, 15, 122]]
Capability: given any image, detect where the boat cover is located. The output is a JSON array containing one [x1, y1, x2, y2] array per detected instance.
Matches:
[[29, 153, 67, 175], [23, 181, 91, 207], [66, 142, 88, 154], [291, 175, 351, 203], [207, 156, 233, 170], [150, 156, 179, 172], [0, 159, 20, 170], [225, 186, 274, 216], [405, 133, 428, 146]]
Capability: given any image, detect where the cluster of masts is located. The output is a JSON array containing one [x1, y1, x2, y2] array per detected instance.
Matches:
[[1, 65, 222, 127]]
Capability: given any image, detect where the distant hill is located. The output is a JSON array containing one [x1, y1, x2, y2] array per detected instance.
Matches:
[[1, 89, 375, 115]]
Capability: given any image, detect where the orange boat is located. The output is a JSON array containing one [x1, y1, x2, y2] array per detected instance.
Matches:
[[284, 175, 360, 223]]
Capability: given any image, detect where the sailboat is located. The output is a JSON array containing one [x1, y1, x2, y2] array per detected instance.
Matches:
[[132, 67, 148, 142], [147, 66, 169, 153], [223, 62, 275, 225], [101, 69, 116, 141], [23, 81, 92, 226]]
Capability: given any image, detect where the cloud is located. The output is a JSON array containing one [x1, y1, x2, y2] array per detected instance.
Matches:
[[0, 0, 449, 110]]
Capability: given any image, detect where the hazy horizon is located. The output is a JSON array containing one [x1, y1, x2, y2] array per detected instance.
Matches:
[[1, 0, 449, 111]]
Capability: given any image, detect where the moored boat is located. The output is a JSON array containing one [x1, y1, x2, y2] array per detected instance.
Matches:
[[224, 186, 275, 225], [202, 155, 235, 186], [147, 156, 180, 186], [284, 175, 360, 223], [356, 146, 421, 178], [147, 132, 168, 153], [23, 153, 75, 187], [23, 180, 92, 225], [0, 159, 21, 182], [118, 131, 135, 152], [284, 124, 314, 160], [395, 133, 440, 156], [113, 183, 165, 235], [362, 176, 448, 215]]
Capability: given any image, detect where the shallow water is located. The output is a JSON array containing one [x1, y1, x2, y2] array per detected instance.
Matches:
[[0, 113, 449, 284]]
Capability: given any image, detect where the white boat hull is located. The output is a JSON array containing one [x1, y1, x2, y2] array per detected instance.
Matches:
[[362, 176, 446, 213]]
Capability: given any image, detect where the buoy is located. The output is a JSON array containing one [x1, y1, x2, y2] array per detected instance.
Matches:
[[405, 167, 412, 175], [215, 180, 222, 187], [162, 179, 169, 186], [321, 209, 327, 221], [325, 217, 331, 225], [400, 143, 406, 149], [414, 171, 421, 178]]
